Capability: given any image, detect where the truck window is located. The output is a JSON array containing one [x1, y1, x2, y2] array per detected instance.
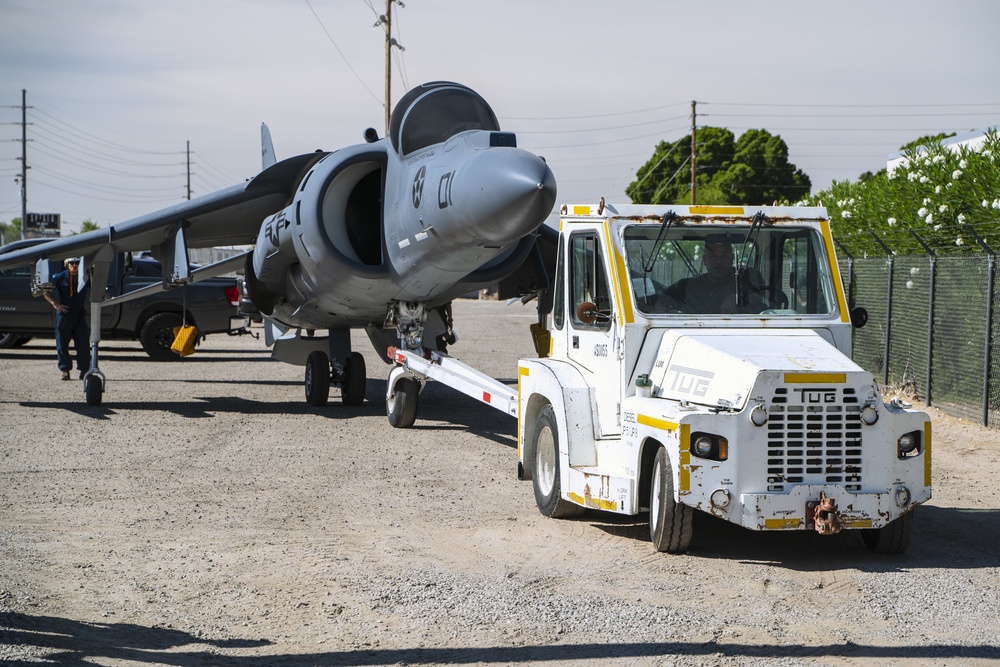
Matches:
[[552, 240, 565, 330], [569, 233, 613, 331], [623, 225, 836, 316]]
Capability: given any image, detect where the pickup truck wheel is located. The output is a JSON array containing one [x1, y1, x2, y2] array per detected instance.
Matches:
[[139, 312, 184, 361], [341, 352, 366, 406], [0, 333, 29, 348], [387, 376, 419, 428], [531, 405, 584, 519], [649, 446, 693, 553], [84, 375, 103, 406], [305, 351, 331, 407], [861, 509, 913, 554]]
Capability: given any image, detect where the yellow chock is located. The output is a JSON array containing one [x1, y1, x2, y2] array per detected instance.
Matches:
[[171, 324, 198, 357], [530, 322, 550, 358]]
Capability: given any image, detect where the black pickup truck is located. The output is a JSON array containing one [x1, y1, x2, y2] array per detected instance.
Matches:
[[0, 238, 248, 360]]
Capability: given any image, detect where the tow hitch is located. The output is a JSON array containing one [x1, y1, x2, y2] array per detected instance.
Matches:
[[807, 493, 842, 535]]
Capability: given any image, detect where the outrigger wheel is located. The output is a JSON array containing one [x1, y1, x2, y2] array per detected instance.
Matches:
[[84, 375, 103, 407]]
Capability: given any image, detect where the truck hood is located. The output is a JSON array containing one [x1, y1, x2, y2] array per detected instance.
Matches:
[[646, 329, 865, 410]]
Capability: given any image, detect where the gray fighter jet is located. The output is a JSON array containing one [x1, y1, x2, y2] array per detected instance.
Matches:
[[0, 82, 557, 406]]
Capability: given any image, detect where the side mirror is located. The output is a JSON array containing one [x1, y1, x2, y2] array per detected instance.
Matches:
[[850, 307, 868, 329]]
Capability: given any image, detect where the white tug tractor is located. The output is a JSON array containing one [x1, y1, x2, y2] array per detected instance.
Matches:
[[389, 203, 930, 554]]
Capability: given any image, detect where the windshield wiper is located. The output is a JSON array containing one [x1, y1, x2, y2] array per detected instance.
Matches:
[[735, 210, 768, 307], [643, 211, 678, 276]]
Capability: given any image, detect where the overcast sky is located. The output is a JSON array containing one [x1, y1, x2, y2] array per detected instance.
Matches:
[[1, 0, 998, 234]]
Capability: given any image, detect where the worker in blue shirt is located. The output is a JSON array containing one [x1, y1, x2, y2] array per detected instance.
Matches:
[[42, 257, 91, 380]]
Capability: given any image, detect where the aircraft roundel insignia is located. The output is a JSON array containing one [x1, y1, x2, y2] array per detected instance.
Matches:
[[412, 166, 426, 208]]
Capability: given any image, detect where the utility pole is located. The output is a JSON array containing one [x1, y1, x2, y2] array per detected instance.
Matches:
[[186, 140, 192, 200], [690, 100, 697, 206], [375, 0, 405, 135], [20, 89, 29, 237]]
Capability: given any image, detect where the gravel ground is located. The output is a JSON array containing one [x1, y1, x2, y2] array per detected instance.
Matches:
[[1, 299, 999, 666]]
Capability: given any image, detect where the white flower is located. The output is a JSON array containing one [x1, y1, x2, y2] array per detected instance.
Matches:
[[960, 159, 968, 168], [908, 172, 919, 182], [920, 176, 929, 183], [958, 213, 966, 224], [841, 210, 852, 219], [933, 155, 945, 164], [887, 217, 897, 226], [935, 186, 943, 193], [923, 198, 931, 205], [956, 237, 965, 246], [849, 198, 855, 205], [933, 224, 942, 231], [918, 207, 928, 217], [888, 170, 898, 180], [926, 213, 934, 224], [910, 267, 920, 275], [953, 170, 963, 179], [939, 204, 949, 213], [984, 200, 991, 208], [906, 280, 914, 289]]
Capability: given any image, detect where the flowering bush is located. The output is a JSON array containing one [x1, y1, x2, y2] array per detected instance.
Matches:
[[794, 129, 1000, 256]]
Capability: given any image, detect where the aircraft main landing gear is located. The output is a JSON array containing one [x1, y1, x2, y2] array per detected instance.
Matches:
[[304, 349, 367, 407]]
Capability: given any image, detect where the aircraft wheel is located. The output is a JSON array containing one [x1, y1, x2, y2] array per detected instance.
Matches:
[[84, 375, 103, 406], [386, 377, 419, 428], [531, 405, 584, 518], [861, 509, 913, 554], [305, 351, 331, 407], [341, 352, 366, 406], [649, 446, 693, 553]]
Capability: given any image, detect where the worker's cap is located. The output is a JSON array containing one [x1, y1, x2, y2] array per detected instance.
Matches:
[[64, 257, 80, 266]]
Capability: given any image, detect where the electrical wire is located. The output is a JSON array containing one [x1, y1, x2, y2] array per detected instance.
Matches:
[[304, 0, 381, 106]]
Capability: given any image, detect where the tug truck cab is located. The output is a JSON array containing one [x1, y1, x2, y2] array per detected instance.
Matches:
[[517, 203, 931, 554]]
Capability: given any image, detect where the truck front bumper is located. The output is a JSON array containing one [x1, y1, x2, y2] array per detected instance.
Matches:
[[727, 484, 929, 531]]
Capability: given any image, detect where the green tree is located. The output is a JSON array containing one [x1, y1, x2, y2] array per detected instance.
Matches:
[[76, 219, 100, 234], [0, 218, 22, 245], [797, 129, 1000, 256], [627, 127, 811, 205]]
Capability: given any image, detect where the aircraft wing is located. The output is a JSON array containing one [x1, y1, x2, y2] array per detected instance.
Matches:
[[0, 151, 325, 271]]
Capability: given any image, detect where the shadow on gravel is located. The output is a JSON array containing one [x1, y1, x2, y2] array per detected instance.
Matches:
[[0, 611, 269, 665], [2, 609, 997, 667], [586, 504, 1000, 570]]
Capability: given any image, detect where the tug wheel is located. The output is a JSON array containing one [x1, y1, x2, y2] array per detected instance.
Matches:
[[649, 446, 694, 553]]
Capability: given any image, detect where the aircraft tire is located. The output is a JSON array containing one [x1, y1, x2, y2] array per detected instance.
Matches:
[[386, 377, 419, 428], [140, 312, 184, 361], [649, 446, 693, 553], [341, 352, 366, 406], [84, 375, 103, 407], [531, 405, 584, 519], [861, 508, 913, 554], [305, 351, 331, 407]]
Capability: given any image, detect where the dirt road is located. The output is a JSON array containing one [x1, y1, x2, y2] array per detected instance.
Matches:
[[2, 300, 998, 666]]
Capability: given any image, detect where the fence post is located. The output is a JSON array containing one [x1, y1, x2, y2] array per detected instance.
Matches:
[[909, 231, 935, 405], [870, 231, 893, 387], [965, 224, 995, 426]]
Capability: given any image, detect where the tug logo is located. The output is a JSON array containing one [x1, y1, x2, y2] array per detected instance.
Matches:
[[668, 364, 714, 397]]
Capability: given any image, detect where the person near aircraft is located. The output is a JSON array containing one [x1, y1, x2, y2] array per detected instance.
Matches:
[[41, 257, 91, 380]]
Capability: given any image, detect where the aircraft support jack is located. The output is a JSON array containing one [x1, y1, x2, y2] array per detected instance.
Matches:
[[83, 306, 107, 406]]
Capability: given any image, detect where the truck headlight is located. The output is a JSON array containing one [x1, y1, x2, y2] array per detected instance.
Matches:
[[897, 430, 921, 458], [690, 432, 728, 461]]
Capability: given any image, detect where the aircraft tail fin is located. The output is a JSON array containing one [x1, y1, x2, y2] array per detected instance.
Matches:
[[261, 123, 277, 169]]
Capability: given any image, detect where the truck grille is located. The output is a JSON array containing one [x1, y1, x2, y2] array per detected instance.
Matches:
[[765, 387, 863, 492]]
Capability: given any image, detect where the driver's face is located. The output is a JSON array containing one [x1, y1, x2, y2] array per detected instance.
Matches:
[[704, 243, 733, 283]]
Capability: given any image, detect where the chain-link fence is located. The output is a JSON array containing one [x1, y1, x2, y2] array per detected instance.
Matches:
[[839, 248, 999, 426]]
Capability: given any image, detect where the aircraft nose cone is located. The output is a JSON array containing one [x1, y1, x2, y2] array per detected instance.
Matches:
[[454, 148, 557, 243]]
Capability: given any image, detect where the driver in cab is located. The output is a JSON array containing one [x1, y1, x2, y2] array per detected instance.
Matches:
[[657, 237, 766, 315]]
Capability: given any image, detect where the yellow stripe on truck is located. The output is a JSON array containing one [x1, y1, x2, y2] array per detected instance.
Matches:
[[783, 373, 846, 384], [820, 219, 851, 323]]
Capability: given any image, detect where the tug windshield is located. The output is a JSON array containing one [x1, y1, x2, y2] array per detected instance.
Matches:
[[622, 225, 837, 317]]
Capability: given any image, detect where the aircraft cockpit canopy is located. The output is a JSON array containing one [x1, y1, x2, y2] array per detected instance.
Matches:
[[389, 81, 500, 156]]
